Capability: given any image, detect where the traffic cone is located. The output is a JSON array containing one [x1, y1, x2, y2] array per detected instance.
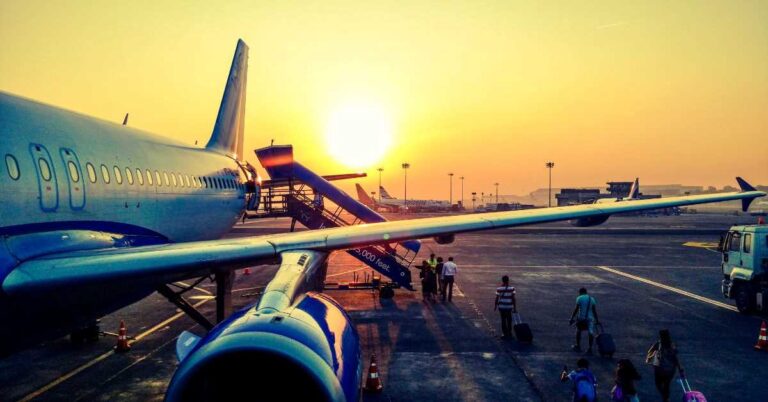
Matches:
[[114, 320, 131, 353], [364, 354, 383, 393], [243, 267, 251, 275], [754, 321, 768, 351]]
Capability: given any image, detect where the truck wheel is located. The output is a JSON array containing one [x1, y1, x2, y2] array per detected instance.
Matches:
[[734, 285, 754, 314]]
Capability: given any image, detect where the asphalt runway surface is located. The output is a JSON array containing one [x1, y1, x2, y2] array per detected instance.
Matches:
[[1, 213, 765, 401]]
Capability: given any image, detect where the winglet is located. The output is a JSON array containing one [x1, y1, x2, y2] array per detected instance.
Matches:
[[206, 39, 249, 159], [736, 177, 759, 212], [736, 177, 756, 192]]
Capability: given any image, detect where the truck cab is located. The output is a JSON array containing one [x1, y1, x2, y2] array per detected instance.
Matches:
[[720, 224, 768, 313]]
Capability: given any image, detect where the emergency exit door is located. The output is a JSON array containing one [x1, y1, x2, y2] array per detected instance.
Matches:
[[59, 147, 86, 210], [29, 143, 59, 212]]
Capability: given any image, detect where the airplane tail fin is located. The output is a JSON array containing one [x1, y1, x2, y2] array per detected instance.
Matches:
[[379, 186, 394, 199], [206, 39, 248, 159], [356, 184, 376, 207]]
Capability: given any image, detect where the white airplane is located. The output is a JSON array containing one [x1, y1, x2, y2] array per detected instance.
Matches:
[[1, 40, 764, 401], [356, 183, 452, 212]]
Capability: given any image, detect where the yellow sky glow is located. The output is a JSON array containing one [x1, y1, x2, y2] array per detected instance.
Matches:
[[1, 1, 766, 201]]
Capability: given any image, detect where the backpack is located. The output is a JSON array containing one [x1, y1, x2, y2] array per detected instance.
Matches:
[[573, 370, 597, 402]]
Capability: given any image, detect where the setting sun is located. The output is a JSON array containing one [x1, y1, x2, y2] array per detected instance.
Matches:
[[325, 102, 393, 169]]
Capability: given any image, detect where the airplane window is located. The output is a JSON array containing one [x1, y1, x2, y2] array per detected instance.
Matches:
[[171, 173, 177, 187], [163, 171, 170, 186], [203, 177, 208, 188], [125, 167, 134, 185], [38, 158, 52, 181], [136, 168, 144, 185], [67, 161, 80, 182], [185, 175, 191, 187], [215, 178, 220, 189], [86, 163, 97, 183], [101, 164, 111, 184], [155, 170, 162, 186], [191, 176, 198, 188], [178, 173, 185, 187], [5, 154, 20, 180], [113, 166, 123, 184], [146, 169, 154, 186]]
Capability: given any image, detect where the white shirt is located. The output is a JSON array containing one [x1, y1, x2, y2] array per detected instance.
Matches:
[[442, 261, 458, 277]]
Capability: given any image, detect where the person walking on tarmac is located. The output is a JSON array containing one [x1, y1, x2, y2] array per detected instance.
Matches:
[[441, 257, 458, 302], [418, 261, 432, 302], [435, 257, 445, 297], [645, 329, 683, 402], [494, 275, 517, 338], [569, 287, 599, 354]]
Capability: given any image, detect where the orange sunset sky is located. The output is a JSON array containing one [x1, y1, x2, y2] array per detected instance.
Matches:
[[1, 1, 766, 202]]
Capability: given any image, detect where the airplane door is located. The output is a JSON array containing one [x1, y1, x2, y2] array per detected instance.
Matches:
[[59, 147, 86, 210], [29, 143, 59, 212]]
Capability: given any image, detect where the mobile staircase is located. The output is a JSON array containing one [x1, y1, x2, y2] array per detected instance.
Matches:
[[251, 145, 421, 291]]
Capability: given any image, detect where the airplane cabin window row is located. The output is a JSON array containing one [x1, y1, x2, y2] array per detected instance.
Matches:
[[3, 153, 244, 192]]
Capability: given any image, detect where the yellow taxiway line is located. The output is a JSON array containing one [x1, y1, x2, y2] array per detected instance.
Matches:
[[19, 297, 212, 402]]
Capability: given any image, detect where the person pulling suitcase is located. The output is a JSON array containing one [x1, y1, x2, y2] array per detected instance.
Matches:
[[494, 275, 516, 339]]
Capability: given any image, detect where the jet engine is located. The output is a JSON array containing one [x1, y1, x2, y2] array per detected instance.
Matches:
[[433, 233, 455, 244], [569, 214, 610, 227], [165, 251, 362, 402]]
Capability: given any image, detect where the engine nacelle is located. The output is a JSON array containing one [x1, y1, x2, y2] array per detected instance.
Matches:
[[433, 234, 455, 244], [569, 214, 611, 227], [165, 291, 361, 402]]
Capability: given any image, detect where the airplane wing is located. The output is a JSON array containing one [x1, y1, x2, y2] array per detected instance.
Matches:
[[4, 181, 764, 295]]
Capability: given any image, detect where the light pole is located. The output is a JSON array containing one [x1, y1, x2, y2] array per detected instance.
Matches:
[[481, 192, 484, 205], [377, 167, 384, 202], [402, 163, 410, 212], [448, 173, 454, 205], [546, 162, 555, 207], [460, 176, 464, 208], [471, 192, 477, 211], [494, 182, 499, 205], [371, 191, 376, 201]]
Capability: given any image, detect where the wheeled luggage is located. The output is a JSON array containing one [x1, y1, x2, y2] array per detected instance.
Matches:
[[679, 375, 707, 402], [512, 312, 533, 343], [595, 323, 615, 358]]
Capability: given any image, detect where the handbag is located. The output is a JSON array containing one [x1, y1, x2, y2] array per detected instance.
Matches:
[[610, 384, 624, 402]]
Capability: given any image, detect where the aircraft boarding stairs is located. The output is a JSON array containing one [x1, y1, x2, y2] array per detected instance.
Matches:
[[250, 145, 421, 290]]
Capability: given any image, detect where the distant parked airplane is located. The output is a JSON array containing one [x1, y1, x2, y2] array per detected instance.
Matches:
[[356, 183, 452, 212]]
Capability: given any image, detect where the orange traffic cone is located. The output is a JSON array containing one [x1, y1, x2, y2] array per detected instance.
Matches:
[[364, 354, 383, 393], [755, 321, 768, 351], [114, 320, 131, 353], [243, 267, 251, 275]]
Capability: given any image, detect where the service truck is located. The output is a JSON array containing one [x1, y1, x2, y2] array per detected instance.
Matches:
[[720, 224, 768, 313]]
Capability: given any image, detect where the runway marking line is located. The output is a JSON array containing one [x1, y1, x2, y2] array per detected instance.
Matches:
[[19, 298, 211, 402], [595, 265, 738, 312]]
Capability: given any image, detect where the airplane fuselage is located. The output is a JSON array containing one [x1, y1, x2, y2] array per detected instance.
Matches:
[[0, 92, 250, 353]]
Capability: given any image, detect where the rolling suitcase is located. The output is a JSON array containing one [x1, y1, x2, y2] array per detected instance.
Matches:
[[679, 375, 707, 402], [595, 323, 615, 358], [512, 313, 533, 343]]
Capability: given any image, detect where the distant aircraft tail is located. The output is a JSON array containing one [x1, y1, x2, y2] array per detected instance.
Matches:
[[379, 186, 395, 199], [628, 178, 640, 199], [206, 39, 248, 159], [355, 184, 376, 207]]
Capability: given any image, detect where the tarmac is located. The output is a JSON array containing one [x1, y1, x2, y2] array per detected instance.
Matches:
[[1, 213, 766, 401]]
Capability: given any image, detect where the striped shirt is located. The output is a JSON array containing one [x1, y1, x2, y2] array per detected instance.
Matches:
[[496, 285, 516, 310]]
